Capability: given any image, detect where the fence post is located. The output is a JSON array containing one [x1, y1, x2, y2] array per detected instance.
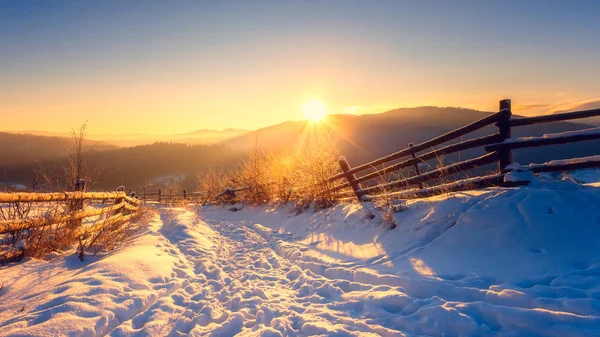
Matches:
[[183, 188, 187, 200], [72, 179, 86, 227], [158, 188, 162, 204], [497, 99, 513, 171], [408, 143, 423, 189], [114, 185, 125, 215], [339, 156, 362, 201], [143, 187, 146, 203], [75, 179, 86, 193]]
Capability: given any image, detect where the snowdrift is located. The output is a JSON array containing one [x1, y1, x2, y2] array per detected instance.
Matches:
[[1, 171, 600, 336]]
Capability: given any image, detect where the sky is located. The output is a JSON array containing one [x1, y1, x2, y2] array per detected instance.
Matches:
[[1, 0, 600, 135]]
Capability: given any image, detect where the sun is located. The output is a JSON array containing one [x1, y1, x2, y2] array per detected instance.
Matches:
[[302, 100, 328, 122]]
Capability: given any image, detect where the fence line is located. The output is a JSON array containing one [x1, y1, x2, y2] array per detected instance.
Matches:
[[334, 99, 600, 201], [0, 190, 140, 235], [220, 99, 600, 202], [0, 182, 141, 264]]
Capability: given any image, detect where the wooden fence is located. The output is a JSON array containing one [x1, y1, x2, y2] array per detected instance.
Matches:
[[0, 187, 141, 261], [0, 190, 140, 235], [334, 99, 600, 201], [137, 188, 204, 204], [221, 99, 600, 202]]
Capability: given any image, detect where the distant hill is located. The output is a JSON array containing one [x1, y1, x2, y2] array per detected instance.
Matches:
[[3, 128, 250, 147], [0, 132, 116, 167], [164, 128, 249, 146], [3, 142, 241, 191]]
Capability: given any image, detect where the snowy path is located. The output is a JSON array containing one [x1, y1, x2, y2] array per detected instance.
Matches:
[[108, 209, 404, 336], [112, 206, 600, 336], [3, 177, 600, 336]]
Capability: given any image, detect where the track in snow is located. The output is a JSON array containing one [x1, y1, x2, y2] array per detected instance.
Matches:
[[2, 205, 599, 337], [107, 208, 405, 336], [109, 208, 600, 337]]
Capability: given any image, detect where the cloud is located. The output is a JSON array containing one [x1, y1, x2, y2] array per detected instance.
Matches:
[[514, 98, 600, 116], [549, 99, 600, 114], [341, 105, 400, 116], [514, 103, 552, 112], [342, 106, 360, 115]]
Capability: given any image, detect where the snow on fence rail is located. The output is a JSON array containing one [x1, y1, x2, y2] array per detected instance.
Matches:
[[337, 100, 600, 201], [0, 189, 140, 235], [220, 99, 600, 202]]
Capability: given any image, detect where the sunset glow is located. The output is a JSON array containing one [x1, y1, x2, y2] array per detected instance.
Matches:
[[302, 101, 328, 123], [0, 2, 599, 135]]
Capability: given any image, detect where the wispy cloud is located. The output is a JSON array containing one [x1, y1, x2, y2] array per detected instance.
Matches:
[[342, 106, 361, 115], [548, 98, 600, 114], [514, 98, 600, 116], [341, 105, 399, 116], [514, 103, 552, 112]]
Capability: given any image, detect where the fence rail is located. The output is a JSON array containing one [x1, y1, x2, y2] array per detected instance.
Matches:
[[137, 188, 205, 203], [337, 99, 600, 201], [0, 190, 140, 235], [0, 191, 139, 204], [0, 184, 142, 263]]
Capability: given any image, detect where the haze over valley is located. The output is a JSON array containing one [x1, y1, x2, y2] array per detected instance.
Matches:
[[3, 106, 600, 191]]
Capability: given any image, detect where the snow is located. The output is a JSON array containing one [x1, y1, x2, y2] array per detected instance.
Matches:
[[569, 168, 600, 184], [501, 126, 600, 143], [2, 176, 600, 335], [510, 155, 600, 172], [505, 158, 600, 184], [504, 163, 538, 183]]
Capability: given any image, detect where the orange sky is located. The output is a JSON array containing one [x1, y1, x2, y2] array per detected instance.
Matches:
[[2, 2, 600, 135]]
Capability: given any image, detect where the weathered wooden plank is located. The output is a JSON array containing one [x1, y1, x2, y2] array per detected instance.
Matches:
[[0, 191, 128, 203], [497, 99, 513, 170], [216, 186, 251, 199], [338, 156, 362, 201], [328, 110, 505, 180], [509, 108, 600, 127], [0, 202, 131, 234], [357, 152, 499, 196], [485, 128, 600, 151], [362, 173, 506, 201], [79, 212, 137, 236], [329, 134, 503, 193], [511, 155, 600, 174], [123, 195, 141, 205]]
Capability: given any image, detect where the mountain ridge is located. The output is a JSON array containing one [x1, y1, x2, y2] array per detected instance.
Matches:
[[3, 106, 600, 190]]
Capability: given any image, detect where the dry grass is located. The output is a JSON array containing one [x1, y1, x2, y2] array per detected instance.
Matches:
[[196, 168, 239, 204], [77, 206, 152, 261], [0, 123, 141, 263], [195, 133, 341, 209]]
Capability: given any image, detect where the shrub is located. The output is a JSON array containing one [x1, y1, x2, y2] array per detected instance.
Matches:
[[196, 132, 343, 208]]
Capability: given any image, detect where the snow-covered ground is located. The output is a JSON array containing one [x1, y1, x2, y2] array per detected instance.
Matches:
[[1, 172, 600, 336]]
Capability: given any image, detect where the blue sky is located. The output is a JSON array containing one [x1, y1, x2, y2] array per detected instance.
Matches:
[[1, 0, 600, 134]]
